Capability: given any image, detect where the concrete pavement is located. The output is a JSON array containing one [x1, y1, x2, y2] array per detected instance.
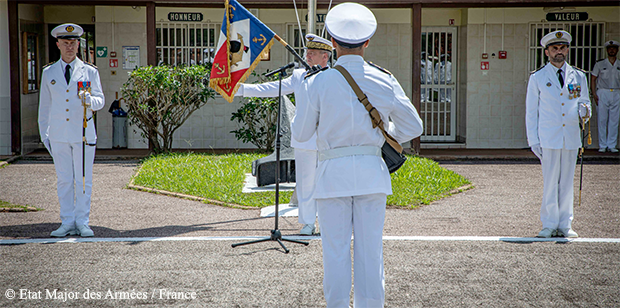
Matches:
[[0, 158, 619, 307]]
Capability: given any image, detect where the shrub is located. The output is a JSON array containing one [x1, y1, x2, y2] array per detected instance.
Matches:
[[121, 64, 215, 153]]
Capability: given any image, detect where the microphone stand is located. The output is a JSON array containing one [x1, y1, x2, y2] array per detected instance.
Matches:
[[232, 64, 309, 253]]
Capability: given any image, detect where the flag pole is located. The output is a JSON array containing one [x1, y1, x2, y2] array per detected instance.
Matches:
[[274, 35, 311, 70]]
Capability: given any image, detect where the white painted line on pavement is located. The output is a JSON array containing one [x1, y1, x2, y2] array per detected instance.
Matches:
[[1, 235, 620, 245]]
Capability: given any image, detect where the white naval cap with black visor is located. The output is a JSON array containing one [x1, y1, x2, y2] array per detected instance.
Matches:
[[604, 40, 619, 48], [325, 2, 377, 48], [51, 23, 83, 40], [540, 30, 572, 48]]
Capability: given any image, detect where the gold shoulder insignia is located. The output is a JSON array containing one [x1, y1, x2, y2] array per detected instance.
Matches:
[[366, 61, 391, 75], [42, 61, 57, 69], [84, 62, 98, 69], [573, 66, 587, 74], [530, 65, 545, 75], [304, 66, 328, 79]]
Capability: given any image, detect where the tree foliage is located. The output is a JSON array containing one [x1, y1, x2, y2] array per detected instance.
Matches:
[[121, 65, 215, 153], [230, 71, 294, 152]]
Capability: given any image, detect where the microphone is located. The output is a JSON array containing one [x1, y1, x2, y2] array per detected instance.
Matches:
[[265, 62, 296, 77]]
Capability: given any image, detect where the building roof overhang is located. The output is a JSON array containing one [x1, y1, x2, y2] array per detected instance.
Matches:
[[11, 0, 619, 8]]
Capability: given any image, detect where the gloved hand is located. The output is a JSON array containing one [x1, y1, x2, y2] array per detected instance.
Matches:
[[531, 143, 542, 160], [578, 103, 590, 122], [43, 139, 52, 157], [79, 90, 91, 107], [234, 85, 244, 97]]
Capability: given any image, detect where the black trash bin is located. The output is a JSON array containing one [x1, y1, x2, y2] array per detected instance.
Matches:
[[108, 100, 127, 149]]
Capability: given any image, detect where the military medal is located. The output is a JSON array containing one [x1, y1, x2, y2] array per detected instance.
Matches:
[[568, 84, 574, 99], [576, 84, 581, 97], [51, 80, 56, 85]]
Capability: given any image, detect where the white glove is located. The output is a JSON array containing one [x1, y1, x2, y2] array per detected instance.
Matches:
[[43, 139, 52, 157], [578, 103, 590, 121], [79, 90, 92, 107], [234, 85, 244, 97], [531, 143, 542, 160]]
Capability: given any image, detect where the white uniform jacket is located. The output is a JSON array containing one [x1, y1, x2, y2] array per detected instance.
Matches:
[[293, 55, 423, 199], [526, 62, 591, 150], [241, 68, 317, 150], [591, 58, 620, 90], [39, 58, 105, 144]]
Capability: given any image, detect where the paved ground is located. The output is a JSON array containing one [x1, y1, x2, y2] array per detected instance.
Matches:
[[0, 157, 619, 307]]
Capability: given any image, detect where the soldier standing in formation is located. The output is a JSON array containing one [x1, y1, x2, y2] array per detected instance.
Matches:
[[526, 30, 591, 238], [38, 23, 105, 237], [591, 40, 620, 153]]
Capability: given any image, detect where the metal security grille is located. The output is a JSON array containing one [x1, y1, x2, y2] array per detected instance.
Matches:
[[420, 27, 458, 142], [528, 22, 606, 74], [156, 22, 220, 66]]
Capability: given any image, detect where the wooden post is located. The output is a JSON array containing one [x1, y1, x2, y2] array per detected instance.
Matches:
[[147, 2, 156, 66], [410, 3, 422, 155]]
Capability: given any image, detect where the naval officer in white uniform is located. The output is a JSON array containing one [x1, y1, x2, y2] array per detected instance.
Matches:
[[591, 40, 620, 153], [38, 23, 105, 237], [293, 3, 423, 307], [526, 30, 591, 238], [236, 34, 333, 235]]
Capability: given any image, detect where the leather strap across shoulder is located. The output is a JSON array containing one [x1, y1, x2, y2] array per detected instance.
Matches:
[[333, 65, 403, 153]]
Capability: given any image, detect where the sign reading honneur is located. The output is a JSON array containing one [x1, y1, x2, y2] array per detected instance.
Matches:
[[546, 12, 589, 22], [168, 12, 203, 22]]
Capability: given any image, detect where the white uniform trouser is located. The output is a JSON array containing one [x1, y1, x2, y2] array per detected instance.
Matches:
[[294, 148, 318, 225], [50, 141, 95, 226], [597, 89, 620, 149], [317, 193, 386, 308], [540, 148, 578, 230]]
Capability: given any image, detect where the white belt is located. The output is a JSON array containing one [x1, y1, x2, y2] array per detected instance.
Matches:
[[318, 146, 381, 162]]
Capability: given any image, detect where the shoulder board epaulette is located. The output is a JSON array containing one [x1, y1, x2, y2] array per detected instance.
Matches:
[[573, 66, 587, 74], [84, 62, 98, 69], [366, 61, 391, 75], [42, 61, 57, 69], [530, 65, 545, 75], [304, 65, 328, 79], [596, 58, 605, 63]]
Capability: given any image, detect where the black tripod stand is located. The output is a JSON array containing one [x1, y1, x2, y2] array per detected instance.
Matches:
[[232, 62, 309, 253]]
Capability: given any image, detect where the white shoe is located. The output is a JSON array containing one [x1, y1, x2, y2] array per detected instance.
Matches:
[[537, 228, 556, 238], [610, 148, 619, 153], [50, 224, 77, 237], [558, 228, 578, 238], [599, 148, 607, 153], [300, 224, 315, 235], [76, 225, 94, 237]]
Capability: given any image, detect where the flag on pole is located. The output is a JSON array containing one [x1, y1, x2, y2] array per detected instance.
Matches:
[[209, 0, 275, 102]]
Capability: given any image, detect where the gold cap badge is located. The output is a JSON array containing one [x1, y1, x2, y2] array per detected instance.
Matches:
[[66, 25, 74, 32]]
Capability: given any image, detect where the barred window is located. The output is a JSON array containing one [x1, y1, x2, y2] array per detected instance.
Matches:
[[156, 22, 219, 66], [528, 22, 606, 73]]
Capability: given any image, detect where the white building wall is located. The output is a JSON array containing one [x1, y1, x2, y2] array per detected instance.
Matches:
[[0, 0, 11, 155], [465, 7, 620, 149]]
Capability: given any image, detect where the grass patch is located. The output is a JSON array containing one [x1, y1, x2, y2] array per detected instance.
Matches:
[[0, 200, 40, 212], [131, 152, 471, 208]]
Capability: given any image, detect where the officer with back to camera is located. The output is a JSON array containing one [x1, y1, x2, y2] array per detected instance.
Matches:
[[38, 23, 105, 237], [293, 3, 423, 307]]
